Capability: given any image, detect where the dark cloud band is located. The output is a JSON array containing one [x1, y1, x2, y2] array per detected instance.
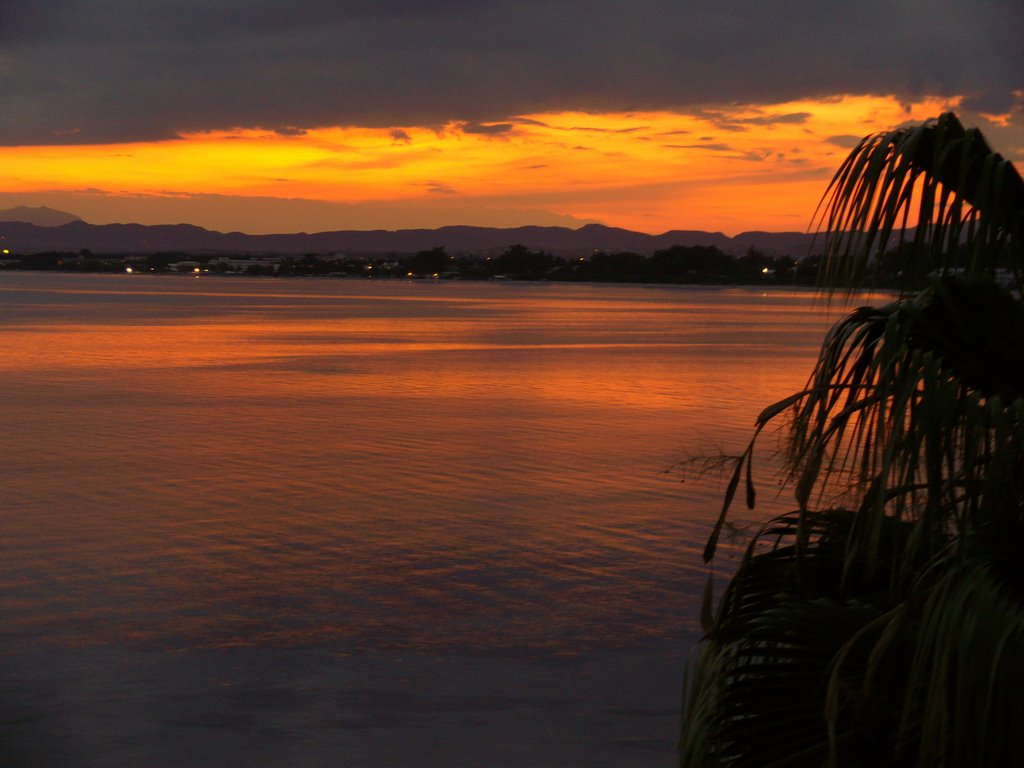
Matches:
[[0, 0, 1020, 145]]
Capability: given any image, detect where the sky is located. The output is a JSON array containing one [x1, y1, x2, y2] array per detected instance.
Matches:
[[1, 0, 1021, 235]]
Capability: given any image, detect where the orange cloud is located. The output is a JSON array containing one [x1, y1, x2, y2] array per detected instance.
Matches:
[[0, 94, 964, 234]]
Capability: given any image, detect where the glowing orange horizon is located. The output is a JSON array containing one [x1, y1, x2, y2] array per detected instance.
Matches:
[[1, 94, 965, 235]]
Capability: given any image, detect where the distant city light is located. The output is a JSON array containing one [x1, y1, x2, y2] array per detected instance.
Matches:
[[126, 267, 133, 273]]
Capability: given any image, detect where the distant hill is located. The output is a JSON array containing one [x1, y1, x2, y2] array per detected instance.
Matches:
[[0, 219, 821, 257], [0, 206, 82, 227]]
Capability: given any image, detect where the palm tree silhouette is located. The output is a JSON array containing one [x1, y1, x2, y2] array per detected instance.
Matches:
[[680, 113, 1024, 767]]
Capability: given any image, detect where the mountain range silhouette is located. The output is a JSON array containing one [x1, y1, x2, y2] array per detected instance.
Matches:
[[0, 207, 818, 256]]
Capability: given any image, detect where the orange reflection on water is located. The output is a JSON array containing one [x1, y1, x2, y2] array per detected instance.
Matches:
[[0, 275, 847, 653]]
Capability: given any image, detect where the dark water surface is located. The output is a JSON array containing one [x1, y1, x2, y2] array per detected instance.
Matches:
[[0, 273, 840, 766]]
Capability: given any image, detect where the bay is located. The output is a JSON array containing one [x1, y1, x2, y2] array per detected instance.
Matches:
[[0, 272, 845, 766]]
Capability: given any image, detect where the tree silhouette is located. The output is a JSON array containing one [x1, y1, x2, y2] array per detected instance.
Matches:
[[680, 113, 1024, 767]]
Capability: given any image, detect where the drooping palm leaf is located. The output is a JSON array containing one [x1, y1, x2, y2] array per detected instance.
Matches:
[[813, 112, 1024, 293], [898, 558, 1024, 767], [681, 509, 906, 767], [682, 114, 1024, 767]]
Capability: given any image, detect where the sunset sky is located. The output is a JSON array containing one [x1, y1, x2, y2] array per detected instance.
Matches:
[[1, 1, 1021, 235]]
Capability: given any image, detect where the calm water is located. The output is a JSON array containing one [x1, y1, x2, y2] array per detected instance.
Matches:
[[0, 273, 841, 766]]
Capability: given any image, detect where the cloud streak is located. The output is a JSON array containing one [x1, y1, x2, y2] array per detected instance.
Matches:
[[0, 97, 961, 234]]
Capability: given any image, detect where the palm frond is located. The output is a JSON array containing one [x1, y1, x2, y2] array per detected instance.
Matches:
[[681, 509, 902, 768], [900, 559, 1024, 767], [813, 112, 1024, 294], [682, 114, 1024, 767]]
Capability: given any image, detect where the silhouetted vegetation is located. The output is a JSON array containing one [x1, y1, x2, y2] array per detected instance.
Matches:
[[407, 246, 453, 274], [0, 241, 827, 285], [680, 113, 1024, 767]]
